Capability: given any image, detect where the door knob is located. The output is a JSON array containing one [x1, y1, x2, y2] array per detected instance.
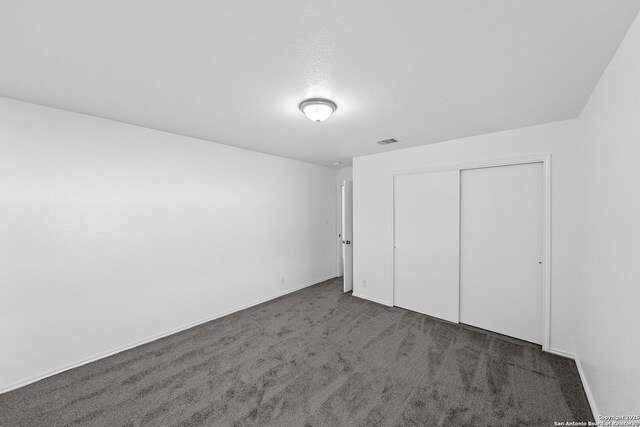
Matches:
[[345, 240, 351, 245]]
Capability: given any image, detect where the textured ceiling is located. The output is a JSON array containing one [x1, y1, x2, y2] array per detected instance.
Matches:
[[1, 1, 639, 166]]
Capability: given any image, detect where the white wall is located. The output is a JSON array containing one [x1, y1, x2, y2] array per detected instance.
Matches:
[[0, 98, 337, 392], [353, 120, 580, 353], [575, 12, 640, 415]]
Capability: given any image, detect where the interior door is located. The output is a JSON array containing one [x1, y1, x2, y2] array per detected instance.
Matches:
[[460, 163, 543, 344], [337, 184, 344, 277], [394, 171, 460, 323], [342, 181, 353, 292]]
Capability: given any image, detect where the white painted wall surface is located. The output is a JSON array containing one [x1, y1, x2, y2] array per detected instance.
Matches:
[[0, 98, 337, 391], [352, 120, 580, 354], [575, 12, 640, 416]]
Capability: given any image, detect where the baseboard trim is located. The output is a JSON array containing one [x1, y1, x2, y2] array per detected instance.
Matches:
[[352, 292, 393, 307], [548, 347, 575, 359], [574, 355, 600, 421], [0, 276, 336, 395], [548, 348, 599, 421]]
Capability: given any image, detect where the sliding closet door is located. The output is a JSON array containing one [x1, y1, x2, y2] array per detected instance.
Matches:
[[460, 163, 543, 344], [394, 171, 460, 323]]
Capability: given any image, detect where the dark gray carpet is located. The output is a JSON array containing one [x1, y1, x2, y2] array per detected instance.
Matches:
[[0, 277, 592, 426]]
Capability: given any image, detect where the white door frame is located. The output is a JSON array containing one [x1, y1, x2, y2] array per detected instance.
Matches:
[[391, 154, 552, 351], [336, 183, 344, 277], [342, 181, 354, 292]]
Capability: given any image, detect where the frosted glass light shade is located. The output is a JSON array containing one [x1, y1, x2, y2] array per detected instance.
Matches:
[[299, 98, 337, 122]]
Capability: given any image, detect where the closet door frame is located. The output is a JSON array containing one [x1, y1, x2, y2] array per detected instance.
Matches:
[[391, 154, 551, 351]]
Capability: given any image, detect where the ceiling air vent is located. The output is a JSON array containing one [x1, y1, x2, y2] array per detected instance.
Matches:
[[376, 138, 399, 145]]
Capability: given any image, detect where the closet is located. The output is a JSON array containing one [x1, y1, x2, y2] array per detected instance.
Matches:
[[393, 161, 544, 344]]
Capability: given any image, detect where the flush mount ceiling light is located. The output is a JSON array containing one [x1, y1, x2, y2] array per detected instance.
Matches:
[[299, 98, 337, 122]]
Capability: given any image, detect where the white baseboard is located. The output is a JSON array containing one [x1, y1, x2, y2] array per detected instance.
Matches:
[[548, 347, 575, 359], [0, 275, 336, 395], [352, 292, 393, 307], [574, 355, 600, 421], [548, 348, 599, 421]]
